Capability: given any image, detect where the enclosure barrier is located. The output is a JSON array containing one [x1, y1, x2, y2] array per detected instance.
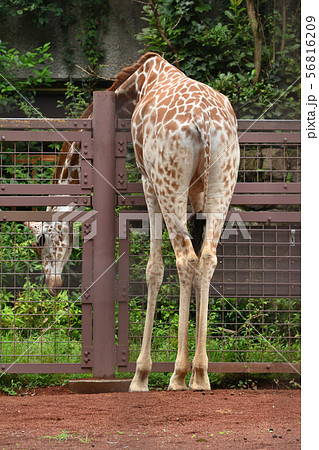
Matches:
[[116, 118, 301, 375], [0, 91, 300, 376]]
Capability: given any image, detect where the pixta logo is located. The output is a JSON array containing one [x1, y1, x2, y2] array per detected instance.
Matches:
[[119, 212, 251, 241], [52, 203, 98, 248]]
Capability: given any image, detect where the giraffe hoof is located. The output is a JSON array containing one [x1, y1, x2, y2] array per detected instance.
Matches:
[[188, 383, 211, 391], [188, 370, 211, 391], [129, 381, 149, 392], [168, 375, 188, 391], [167, 383, 187, 391]]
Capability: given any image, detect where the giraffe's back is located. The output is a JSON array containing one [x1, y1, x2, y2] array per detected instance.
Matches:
[[132, 70, 237, 198]]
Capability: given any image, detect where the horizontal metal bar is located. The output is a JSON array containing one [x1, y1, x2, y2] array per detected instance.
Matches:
[[227, 211, 301, 222], [0, 211, 65, 221], [123, 182, 301, 195], [0, 130, 92, 142], [116, 125, 301, 147], [0, 196, 91, 207], [117, 119, 301, 132], [116, 118, 131, 130], [123, 183, 142, 193], [119, 362, 301, 374], [209, 362, 301, 373], [118, 192, 301, 207], [210, 281, 301, 286], [237, 120, 301, 131], [235, 183, 301, 193], [118, 194, 300, 206], [231, 194, 301, 204], [118, 209, 301, 223], [238, 132, 301, 144], [0, 118, 93, 130], [0, 185, 90, 195], [0, 364, 92, 374]]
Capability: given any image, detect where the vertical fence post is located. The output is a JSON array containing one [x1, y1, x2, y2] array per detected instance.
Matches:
[[92, 91, 116, 378]]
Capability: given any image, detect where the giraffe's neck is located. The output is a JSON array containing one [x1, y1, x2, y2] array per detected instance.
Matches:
[[49, 105, 93, 214], [54, 142, 80, 186], [53, 103, 93, 186], [114, 55, 182, 117], [49, 143, 81, 214]]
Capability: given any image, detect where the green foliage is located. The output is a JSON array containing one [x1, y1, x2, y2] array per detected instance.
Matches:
[[0, 0, 110, 73], [127, 229, 301, 365], [0, 2, 109, 115], [0, 145, 55, 184], [0, 217, 301, 389], [1, 282, 82, 339], [42, 430, 92, 444], [57, 81, 92, 118], [0, 0, 63, 26], [0, 41, 53, 116], [76, 0, 109, 69], [0, 222, 43, 287], [136, 0, 300, 118], [0, 217, 83, 371]]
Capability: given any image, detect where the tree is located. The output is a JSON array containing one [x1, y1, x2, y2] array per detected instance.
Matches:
[[245, 0, 262, 82], [135, 0, 301, 119]]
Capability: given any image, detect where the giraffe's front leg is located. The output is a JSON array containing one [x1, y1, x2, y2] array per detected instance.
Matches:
[[129, 352, 152, 392], [130, 180, 163, 392], [129, 258, 164, 392]]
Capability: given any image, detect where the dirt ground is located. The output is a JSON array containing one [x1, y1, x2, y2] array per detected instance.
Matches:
[[0, 386, 300, 449]]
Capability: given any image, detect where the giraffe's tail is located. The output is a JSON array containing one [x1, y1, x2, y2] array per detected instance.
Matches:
[[188, 112, 212, 256], [193, 112, 211, 214]]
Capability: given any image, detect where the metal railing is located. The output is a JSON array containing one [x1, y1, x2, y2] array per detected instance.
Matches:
[[116, 118, 301, 374], [0, 92, 301, 376]]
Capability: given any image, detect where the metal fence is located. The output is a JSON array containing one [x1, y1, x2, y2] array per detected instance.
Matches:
[[0, 91, 300, 376], [0, 92, 116, 376], [116, 119, 301, 374]]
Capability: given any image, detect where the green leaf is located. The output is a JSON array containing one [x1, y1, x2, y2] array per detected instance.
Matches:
[[224, 10, 235, 21]]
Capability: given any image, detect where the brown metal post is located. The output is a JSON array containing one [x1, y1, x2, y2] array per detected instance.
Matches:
[[92, 91, 116, 378]]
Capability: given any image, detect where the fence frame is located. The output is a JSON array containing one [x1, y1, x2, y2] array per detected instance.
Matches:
[[0, 91, 301, 376], [115, 113, 301, 375]]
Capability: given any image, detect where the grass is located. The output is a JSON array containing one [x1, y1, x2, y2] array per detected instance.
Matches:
[[41, 430, 92, 443], [0, 331, 82, 364], [0, 370, 301, 396], [0, 299, 300, 395]]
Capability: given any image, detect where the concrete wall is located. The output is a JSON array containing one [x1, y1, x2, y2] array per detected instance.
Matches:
[[1, 0, 144, 80]]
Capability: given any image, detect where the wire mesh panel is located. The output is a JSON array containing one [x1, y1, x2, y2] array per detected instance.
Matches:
[[0, 119, 94, 374], [0, 123, 93, 198], [0, 219, 92, 373], [0, 99, 118, 376], [213, 223, 301, 298], [239, 144, 301, 183], [118, 221, 301, 371], [0, 141, 61, 184]]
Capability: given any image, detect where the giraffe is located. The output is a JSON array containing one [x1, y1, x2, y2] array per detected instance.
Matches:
[[112, 53, 239, 391], [25, 104, 93, 296], [27, 52, 239, 391]]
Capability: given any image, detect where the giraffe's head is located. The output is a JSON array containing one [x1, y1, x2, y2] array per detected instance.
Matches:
[[25, 220, 73, 296]]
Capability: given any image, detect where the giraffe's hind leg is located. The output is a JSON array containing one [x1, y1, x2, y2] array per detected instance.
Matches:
[[157, 207, 198, 391], [188, 211, 224, 391], [188, 138, 239, 390], [129, 178, 164, 392]]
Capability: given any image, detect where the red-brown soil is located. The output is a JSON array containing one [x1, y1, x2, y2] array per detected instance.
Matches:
[[0, 387, 300, 449]]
